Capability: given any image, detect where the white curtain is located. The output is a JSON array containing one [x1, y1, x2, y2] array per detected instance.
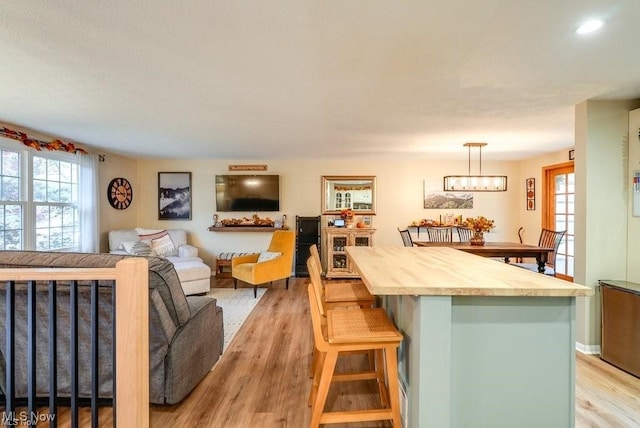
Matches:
[[78, 153, 99, 252]]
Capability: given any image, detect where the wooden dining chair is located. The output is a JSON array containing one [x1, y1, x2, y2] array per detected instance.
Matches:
[[426, 226, 453, 242], [456, 226, 474, 242], [516, 227, 525, 262], [306, 276, 403, 427], [397, 228, 415, 247], [513, 228, 566, 276]]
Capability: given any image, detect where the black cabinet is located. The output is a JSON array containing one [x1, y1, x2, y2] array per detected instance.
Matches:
[[295, 216, 320, 277]]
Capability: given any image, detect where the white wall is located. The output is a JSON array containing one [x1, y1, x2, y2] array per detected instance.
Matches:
[[127, 158, 521, 268], [574, 99, 640, 348], [98, 153, 138, 251], [515, 150, 570, 245], [628, 108, 640, 281]]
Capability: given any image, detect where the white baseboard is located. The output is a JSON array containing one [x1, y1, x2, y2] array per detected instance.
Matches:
[[576, 342, 601, 355]]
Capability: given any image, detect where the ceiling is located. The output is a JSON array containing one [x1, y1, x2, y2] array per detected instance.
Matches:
[[2, 1, 640, 161]]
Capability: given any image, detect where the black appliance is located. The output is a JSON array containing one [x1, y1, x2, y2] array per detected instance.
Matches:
[[295, 216, 321, 277]]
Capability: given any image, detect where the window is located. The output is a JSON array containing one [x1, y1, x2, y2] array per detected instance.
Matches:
[[33, 155, 79, 250], [0, 142, 85, 251], [0, 149, 22, 249]]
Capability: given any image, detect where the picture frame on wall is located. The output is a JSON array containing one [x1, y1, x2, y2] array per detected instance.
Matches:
[[526, 178, 535, 211], [158, 172, 192, 220], [424, 182, 473, 209]]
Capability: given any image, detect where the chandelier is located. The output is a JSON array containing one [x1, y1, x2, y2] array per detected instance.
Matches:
[[443, 143, 507, 192]]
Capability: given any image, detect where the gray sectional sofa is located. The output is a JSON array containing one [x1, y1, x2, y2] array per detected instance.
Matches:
[[0, 251, 223, 404]]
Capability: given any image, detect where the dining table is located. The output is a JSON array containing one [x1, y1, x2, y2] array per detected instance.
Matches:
[[413, 241, 554, 273], [345, 245, 593, 428]]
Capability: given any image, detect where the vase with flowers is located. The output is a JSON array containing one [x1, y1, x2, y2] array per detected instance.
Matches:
[[464, 216, 495, 246], [341, 208, 355, 227]]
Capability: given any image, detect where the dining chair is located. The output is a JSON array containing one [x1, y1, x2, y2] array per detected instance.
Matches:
[[306, 266, 402, 427], [516, 226, 525, 262], [456, 226, 474, 242], [513, 228, 566, 276], [426, 226, 453, 242], [397, 228, 415, 247]]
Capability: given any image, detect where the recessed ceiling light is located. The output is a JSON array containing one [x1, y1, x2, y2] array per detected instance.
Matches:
[[576, 19, 604, 34]]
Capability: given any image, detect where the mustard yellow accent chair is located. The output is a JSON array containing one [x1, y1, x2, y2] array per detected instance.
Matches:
[[232, 230, 295, 297]]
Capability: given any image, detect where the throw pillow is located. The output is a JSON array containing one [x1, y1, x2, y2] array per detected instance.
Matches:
[[122, 241, 156, 256], [257, 251, 281, 263], [138, 229, 169, 244], [151, 234, 176, 257], [135, 227, 165, 235]]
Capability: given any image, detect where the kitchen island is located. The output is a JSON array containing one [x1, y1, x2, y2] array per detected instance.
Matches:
[[346, 246, 593, 428]]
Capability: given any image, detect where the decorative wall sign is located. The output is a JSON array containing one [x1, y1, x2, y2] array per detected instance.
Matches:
[[158, 172, 192, 220], [228, 164, 268, 171], [526, 178, 535, 211]]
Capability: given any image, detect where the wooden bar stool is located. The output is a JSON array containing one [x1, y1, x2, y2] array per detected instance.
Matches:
[[307, 255, 375, 378], [306, 267, 403, 427], [309, 244, 375, 310]]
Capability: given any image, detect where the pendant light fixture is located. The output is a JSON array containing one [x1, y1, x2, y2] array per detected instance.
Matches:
[[443, 142, 507, 192]]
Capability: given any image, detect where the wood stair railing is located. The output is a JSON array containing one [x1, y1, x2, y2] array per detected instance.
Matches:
[[0, 257, 149, 428]]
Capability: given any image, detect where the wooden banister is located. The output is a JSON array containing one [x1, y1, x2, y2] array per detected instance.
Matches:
[[115, 258, 149, 428], [0, 257, 150, 427]]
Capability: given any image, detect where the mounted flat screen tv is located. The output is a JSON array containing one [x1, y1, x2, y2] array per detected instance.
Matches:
[[215, 174, 280, 212]]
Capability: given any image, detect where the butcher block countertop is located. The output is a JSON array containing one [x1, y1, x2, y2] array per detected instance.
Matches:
[[345, 246, 593, 297]]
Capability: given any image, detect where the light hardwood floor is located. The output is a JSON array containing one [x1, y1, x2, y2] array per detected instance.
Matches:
[[27, 276, 640, 427]]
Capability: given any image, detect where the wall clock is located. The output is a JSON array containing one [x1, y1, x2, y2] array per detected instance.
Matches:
[[108, 177, 133, 209]]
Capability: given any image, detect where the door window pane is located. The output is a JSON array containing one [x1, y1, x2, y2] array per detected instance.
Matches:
[[555, 175, 566, 193], [567, 173, 575, 193], [547, 167, 574, 280]]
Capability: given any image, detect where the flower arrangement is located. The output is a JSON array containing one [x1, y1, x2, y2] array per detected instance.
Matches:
[[464, 216, 495, 232], [340, 208, 354, 219]]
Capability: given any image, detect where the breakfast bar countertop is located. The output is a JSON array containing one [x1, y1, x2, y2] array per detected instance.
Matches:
[[345, 246, 593, 297]]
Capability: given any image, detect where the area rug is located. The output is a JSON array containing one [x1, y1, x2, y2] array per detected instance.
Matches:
[[207, 287, 267, 351]]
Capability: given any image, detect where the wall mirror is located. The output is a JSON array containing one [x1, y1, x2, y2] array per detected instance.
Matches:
[[321, 175, 376, 215]]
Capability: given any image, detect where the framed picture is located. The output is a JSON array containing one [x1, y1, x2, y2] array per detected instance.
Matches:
[[158, 172, 192, 220], [424, 182, 473, 209], [526, 178, 535, 211], [569, 149, 575, 160]]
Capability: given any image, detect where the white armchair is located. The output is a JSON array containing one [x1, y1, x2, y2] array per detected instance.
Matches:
[[108, 229, 211, 295]]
